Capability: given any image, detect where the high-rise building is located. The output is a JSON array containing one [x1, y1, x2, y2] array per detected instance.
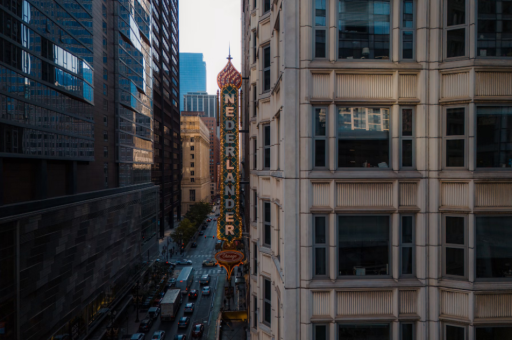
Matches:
[[182, 111, 220, 202], [0, 1, 158, 339], [243, 0, 512, 339], [180, 115, 211, 213], [183, 92, 217, 118], [151, 0, 181, 233], [179, 53, 206, 111]]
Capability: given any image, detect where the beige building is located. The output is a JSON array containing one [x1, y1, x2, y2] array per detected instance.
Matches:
[[242, 0, 512, 340], [180, 115, 211, 214]]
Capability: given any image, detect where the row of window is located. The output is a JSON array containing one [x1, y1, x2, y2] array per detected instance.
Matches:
[[312, 0, 512, 61]]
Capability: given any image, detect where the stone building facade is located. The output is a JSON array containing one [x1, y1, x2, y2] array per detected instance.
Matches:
[[180, 115, 211, 214], [242, 0, 512, 339]]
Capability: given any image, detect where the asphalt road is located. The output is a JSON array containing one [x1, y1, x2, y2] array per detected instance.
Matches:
[[142, 213, 222, 339]]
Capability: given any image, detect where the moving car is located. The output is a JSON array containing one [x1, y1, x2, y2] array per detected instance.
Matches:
[[201, 286, 211, 296], [207, 219, 211, 222], [191, 323, 204, 338], [177, 317, 190, 328], [147, 307, 160, 319], [184, 303, 195, 314], [191, 242, 197, 248], [152, 331, 166, 340], [174, 335, 187, 340], [215, 240, 222, 250], [202, 259, 216, 267], [199, 231, 204, 236], [131, 334, 146, 340], [154, 292, 165, 306], [138, 318, 153, 333], [174, 259, 192, 265], [188, 289, 198, 299], [199, 274, 210, 285], [168, 278, 176, 287]]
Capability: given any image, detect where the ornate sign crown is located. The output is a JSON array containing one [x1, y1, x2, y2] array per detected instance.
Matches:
[[217, 55, 242, 89]]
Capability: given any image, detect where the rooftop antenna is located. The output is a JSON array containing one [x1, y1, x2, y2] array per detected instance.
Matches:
[[227, 44, 232, 61]]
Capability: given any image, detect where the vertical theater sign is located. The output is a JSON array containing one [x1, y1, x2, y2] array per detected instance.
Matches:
[[214, 55, 245, 280]]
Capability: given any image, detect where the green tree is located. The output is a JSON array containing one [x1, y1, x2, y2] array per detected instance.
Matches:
[[185, 201, 212, 226], [171, 218, 196, 246]]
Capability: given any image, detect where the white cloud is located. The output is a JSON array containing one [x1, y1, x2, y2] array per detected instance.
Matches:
[[179, 0, 241, 95]]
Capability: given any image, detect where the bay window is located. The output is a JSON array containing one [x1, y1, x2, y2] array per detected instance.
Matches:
[[338, 215, 390, 276], [337, 107, 390, 168], [476, 216, 512, 279], [476, 107, 512, 168], [338, 0, 391, 60]]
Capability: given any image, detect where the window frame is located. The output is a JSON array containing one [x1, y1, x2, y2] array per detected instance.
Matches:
[[443, 323, 466, 340], [336, 214, 392, 278], [262, 45, 271, 92], [400, 215, 415, 277], [400, 107, 415, 169], [443, 0, 469, 60], [263, 124, 271, 169], [400, 0, 416, 61], [313, 107, 328, 169], [336, 106, 392, 170], [443, 105, 468, 169], [313, 215, 329, 278], [442, 214, 468, 279], [314, 0, 328, 59], [263, 278, 272, 326], [263, 201, 271, 247]]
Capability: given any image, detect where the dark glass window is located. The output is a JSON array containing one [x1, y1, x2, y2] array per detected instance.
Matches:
[[338, 0, 391, 60], [476, 107, 512, 168], [447, 29, 466, 58], [476, 326, 512, 340], [264, 0, 270, 12], [401, 323, 414, 340], [253, 295, 258, 327], [446, 108, 465, 167], [190, 190, 195, 201], [315, 0, 327, 58], [253, 31, 257, 63], [446, 325, 465, 340], [401, 216, 414, 275], [264, 202, 271, 246], [401, 0, 415, 59], [314, 216, 327, 276], [401, 108, 414, 168], [445, 0, 466, 59], [338, 107, 390, 168], [315, 325, 327, 340], [338, 324, 390, 339], [445, 216, 466, 277], [447, 0, 465, 26], [253, 138, 258, 169], [263, 279, 271, 324], [338, 216, 390, 276], [264, 125, 271, 168], [476, 216, 512, 278], [315, 30, 327, 58], [314, 108, 327, 167], [263, 46, 271, 91], [477, 1, 512, 57]]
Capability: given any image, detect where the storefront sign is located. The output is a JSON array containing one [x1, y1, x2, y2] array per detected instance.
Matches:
[[215, 250, 245, 280]]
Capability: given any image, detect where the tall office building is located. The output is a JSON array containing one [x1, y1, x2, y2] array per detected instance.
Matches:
[[243, 0, 512, 340], [151, 0, 181, 232], [183, 91, 217, 118], [179, 53, 206, 111], [0, 1, 158, 339]]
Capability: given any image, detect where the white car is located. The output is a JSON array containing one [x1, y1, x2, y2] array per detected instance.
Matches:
[[174, 259, 192, 265], [152, 331, 166, 340], [131, 334, 145, 340]]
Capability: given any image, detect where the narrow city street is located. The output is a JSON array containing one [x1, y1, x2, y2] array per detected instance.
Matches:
[[122, 212, 224, 339]]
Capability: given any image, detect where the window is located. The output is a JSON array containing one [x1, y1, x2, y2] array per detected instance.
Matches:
[[103, 51, 107, 64], [476, 216, 512, 279], [254, 0, 257, 10], [253, 295, 258, 328], [191, 145, 194, 150], [338, 324, 390, 339], [445, 0, 467, 58], [401, 0, 415, 59], [103, 37, 107, 49], [401, 108, 414, 168], [103, 67, 108, 81], [253, 85, 257, 116], [263, 46, 271, 91], [445, 108, 466, 167], [103, 146, 108, 157], [338, 216, 390, 276], [103, 131, 108, 142], [264, 0, 270, 13], [263, 278, 271, 325], [103, 99, 108, 111], [445, 324, 465, 340], [103, 83, 108, 96], [191, 137, 194, 142], [476, 0, 512, 57], [253, 191, 258, 221], [263, 202, 271, 246], [401, 323, 414, 340], [191, 171, 194, 176], [253, 242, 258, 274], [104, 163, 108, 188], [476, 326, 512, 339], [103, 115, 108, 127], [443, 216, 467, 277], [102, 4, 107, 18], [102, 20, 107, 35], [191, 154, 195, 159], [314, 0, 327, 58], [253, 138, 258, 169], [313, 108, 327, 167], [338, 0, 391, 60], [191, 178, 195, 182], [314, 216, 327, 276], [264, 125, 271, 168], [191, 162, 194, 167], [253, 31, 257, 64], [190, 190, 196, 201], [400, 215, 415, 276], [314, 325, 327, 340], [337, 107, 390, 168], [476, 107, 512, 168]]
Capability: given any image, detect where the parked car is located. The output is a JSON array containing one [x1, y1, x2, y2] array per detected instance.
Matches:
[[199, 274, 210, 285], [191, 323, 205, 338], [191, 242, 197, 248], [202, 259, 216, 267], [168, 278, 177, 287], [174, 259, 192, 265], [138, 318, 153, 333], [131, 334, 146, 340], [177, 317, 190, 328], [207, 219, 211, 222], [201, 286, 211, 296], [174, 335, 187, 340], [184, 303, 195, 314], [147, 307, 160, 320], [188, 289, 198, 299], [199, 231, 204, 236], [213, 218, 217, 221], [154, 292, 165, 305], [152, 331, 166, 340]]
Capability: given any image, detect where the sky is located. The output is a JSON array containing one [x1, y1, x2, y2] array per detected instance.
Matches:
[[179, 0, 241, 95]]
